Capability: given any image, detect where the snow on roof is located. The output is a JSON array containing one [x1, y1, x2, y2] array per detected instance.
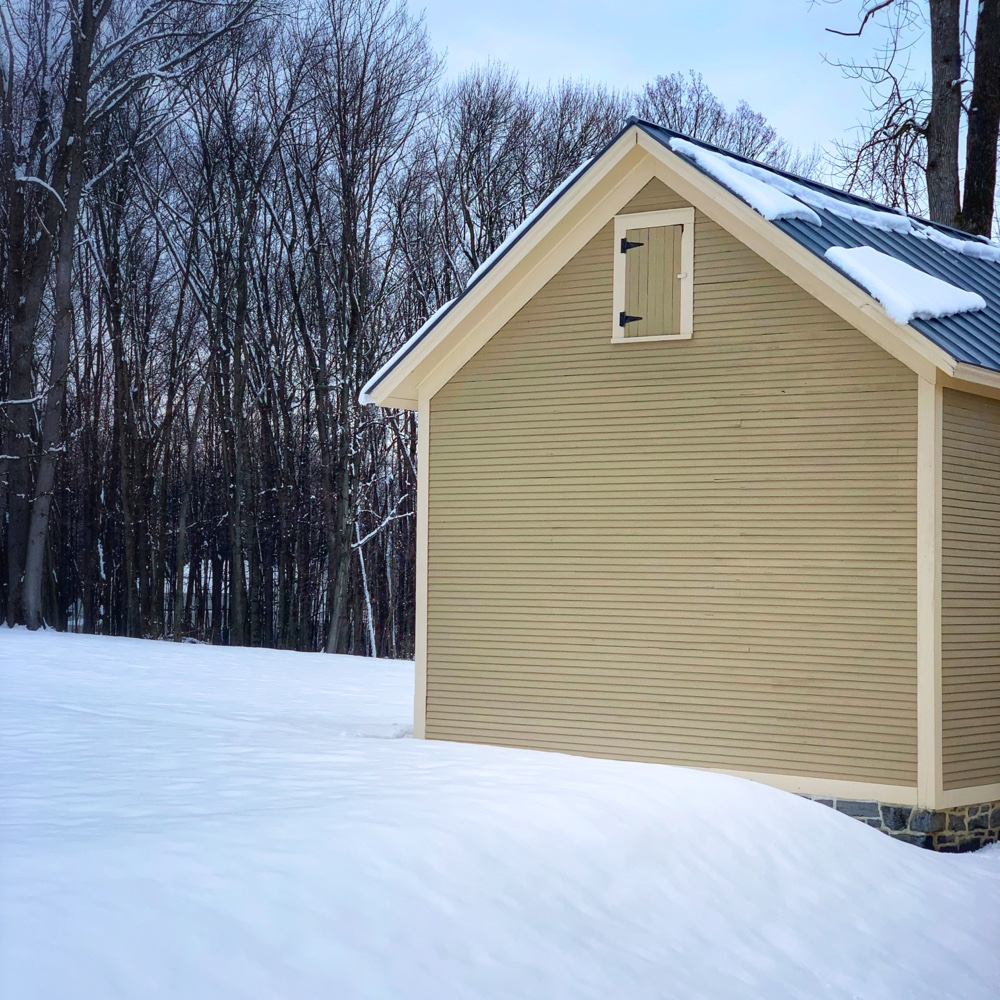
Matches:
[[668, 136, 935, 235], [736, 165, 912, 234], [914, 223, 1000, 263], [825, 245, 987, 324], [667, 138, 821, 225], [668, 132, 1000, 251]]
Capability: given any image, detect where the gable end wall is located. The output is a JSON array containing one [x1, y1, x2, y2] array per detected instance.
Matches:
[[425, 179, 919, 784]]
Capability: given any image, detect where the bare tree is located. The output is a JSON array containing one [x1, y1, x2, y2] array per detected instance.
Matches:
[[821, 0, 1000, 233], [1, 4, 818, 654], [1, 0, 258, 629], [317, 0, 437, 653], [962, 0, 1000, 233], [636, 71, 818, 172]]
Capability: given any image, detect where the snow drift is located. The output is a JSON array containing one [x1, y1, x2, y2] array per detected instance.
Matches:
[[1, 628, 997, 1000]]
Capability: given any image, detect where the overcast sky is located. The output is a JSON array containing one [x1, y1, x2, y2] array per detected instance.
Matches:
[[417, 0, 926, 158]]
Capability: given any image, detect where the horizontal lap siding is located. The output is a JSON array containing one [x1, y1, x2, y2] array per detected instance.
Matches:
[[427, 179, 918, 783], [942, 389, 1000, 788]]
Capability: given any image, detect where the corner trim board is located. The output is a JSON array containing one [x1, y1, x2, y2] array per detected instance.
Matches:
[[916, 377, 943, 809], [413, 392, 430, 739]]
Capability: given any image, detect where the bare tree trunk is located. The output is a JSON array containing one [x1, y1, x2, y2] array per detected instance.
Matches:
[[2, 49, 62, 627], [173, 389, 204, 639], [23, 204, 78, 628], [960, 0, 1000, 235], [22, 21, 91, 630], [325, 456, 355, 653], [926, 0, 963, 225], [3, 341, 35, 627], [211, 552, 223, 644], [4, 207, 54, 625]]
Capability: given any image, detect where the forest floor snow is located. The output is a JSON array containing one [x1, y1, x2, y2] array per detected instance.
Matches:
[[1, 627, 998, 999]]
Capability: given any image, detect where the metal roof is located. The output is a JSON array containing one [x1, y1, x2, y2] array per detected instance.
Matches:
[[637, 120, 1000, 372]]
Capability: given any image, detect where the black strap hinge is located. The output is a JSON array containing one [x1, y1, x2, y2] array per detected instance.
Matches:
[[619, 311, 643, 327], [620, 237, 644, 253]]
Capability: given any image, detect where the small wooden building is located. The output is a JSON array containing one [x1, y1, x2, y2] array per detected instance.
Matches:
[[363, 120, 1000, 848]]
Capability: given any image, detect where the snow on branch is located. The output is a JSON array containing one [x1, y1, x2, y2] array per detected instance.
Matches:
[[0, 395, 44, 406], [85, 0, 259, 129], [353, 505, 413, 549], [14, 170, 66, 210]]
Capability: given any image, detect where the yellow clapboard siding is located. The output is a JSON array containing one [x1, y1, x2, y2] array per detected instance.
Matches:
[[426, 693, 919, 730], [425, 708, 919, 751], [427, 177, 918, 784], [427, 672, 917, 699], [941, 388, 1000, 789], [422, 727, 913, 781], [426, 713, 916, 754]]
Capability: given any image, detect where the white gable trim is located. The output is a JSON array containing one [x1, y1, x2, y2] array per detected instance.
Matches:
[[366, 125, 997, 410]]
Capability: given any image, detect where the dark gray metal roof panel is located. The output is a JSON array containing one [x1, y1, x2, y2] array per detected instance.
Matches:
[[638, 120, 1000, 373]]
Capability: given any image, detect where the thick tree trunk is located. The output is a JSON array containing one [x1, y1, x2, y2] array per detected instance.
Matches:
[[19, 0, 98, 629], [22, 170, 83, 629], [926, 0, 963, 225], [4, 331, 35, 626], [960, 0, 1000, 235], [4, 217, 53, 626], [3, 126, 60, 628]]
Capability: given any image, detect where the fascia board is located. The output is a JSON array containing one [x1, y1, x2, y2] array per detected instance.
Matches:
[[944, 363, 1000, 400], [370, 125, 967, 409]]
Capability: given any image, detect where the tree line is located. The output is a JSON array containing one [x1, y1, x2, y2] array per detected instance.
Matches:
[[2, 0, 997, 657]]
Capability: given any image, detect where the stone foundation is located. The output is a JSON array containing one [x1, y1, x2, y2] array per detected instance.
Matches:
[[802, 796, 1000, 851]]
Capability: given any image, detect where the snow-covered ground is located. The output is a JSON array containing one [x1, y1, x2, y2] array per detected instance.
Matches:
[[1, 628, 998, 999]]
